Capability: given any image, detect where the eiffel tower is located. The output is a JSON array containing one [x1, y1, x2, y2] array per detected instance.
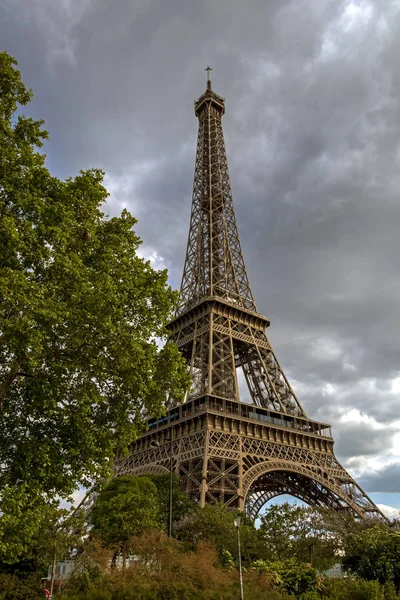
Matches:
[[116, 71, 384, 520]]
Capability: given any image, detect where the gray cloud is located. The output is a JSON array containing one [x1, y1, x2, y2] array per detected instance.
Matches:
[[360, 463, 400, 494], [334, 423, 397, 462], [2, 0, 400, 499]]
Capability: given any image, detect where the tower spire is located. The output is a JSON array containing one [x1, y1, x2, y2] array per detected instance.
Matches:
[[179, 74, 254, 317], [205, 65, 212, 89]]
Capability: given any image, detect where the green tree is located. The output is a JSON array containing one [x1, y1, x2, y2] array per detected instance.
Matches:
[[148, 473, 194, 533], [0, 502, 83, 578], [259, 503, 347, 570], [175, 502, 263, 565], [0, 573, 44, 600], [91, 476, 160, 566], [0, 51, 190, 563], [343, 525, 400, 590], [252, 558, 319, 597], [0, 502, 87, 600], [259, 503, 306, 561]]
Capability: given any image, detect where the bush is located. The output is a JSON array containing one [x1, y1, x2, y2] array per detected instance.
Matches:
[[252, 559, 318, 595], [384, 582, 400, 600], [299, 592, 321, 600], [0, 573, 43, 600], [342, 525, 400, 589], [323, 577, 385, 600], [59, 532, 300, 600], [59, 594, 112, 600], [57, 531, 400, 600]]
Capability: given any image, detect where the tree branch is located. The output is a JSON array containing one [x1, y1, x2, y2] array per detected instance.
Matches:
[[0, 357, 23, 405]]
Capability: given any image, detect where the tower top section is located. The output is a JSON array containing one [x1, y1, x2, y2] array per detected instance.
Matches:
[[177, 70, 256, 316], [195, 67, 225, 117]]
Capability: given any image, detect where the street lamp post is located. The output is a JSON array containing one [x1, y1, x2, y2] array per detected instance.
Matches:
[[168, 435, 173, 538], [234, 516, 244, 600], [150, 437, 173, 538], [49, 543, 56, 597]]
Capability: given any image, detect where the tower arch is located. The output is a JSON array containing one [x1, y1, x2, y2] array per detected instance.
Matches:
[[243, 461, 365, 520]]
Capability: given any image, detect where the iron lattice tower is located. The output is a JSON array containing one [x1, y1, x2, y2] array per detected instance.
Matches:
[[116, 74, 384, 520]]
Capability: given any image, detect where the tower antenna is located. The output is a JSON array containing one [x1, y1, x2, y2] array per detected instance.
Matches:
[[205, 65, 212, 88]]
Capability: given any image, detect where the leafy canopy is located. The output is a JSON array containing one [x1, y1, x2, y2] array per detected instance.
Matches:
[[259, 502, 358, 571], [0, 51, 189, 562], [175, 502, 263, 565], [343, 525, 400, 589], [149, 473, 194, 533], [91, 476, 160, 548]]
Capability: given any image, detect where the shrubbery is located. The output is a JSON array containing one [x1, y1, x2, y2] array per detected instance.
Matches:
[[252, 558, 320, 596], [54, 531, 400, 600], [0, 573, 43, 600], [58, 532, 294, 600], [321, 577, 390, 600], [342, 525, 400, 589]]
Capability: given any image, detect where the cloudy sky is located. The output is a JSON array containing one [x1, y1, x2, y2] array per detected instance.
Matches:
[[2, 0, 400, 518]]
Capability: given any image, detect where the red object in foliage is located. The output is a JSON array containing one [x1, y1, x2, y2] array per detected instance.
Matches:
[[44, 590, 51, 599]]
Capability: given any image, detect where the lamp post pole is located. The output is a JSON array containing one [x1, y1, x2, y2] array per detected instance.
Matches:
[[151, 437, 173, 538], [49, 543, 56, 597], [168, 435, 173, 538], [234, 516, 244, 600]]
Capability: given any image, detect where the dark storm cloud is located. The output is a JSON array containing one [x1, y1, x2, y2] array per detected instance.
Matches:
[[334, 422, 397, 462], [360, 463, 400, 494], [2, 0, 400, 489]]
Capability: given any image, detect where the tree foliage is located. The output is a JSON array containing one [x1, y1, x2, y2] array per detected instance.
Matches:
[[54, 530, 400, 600], [60, 531, 293, 600], [252, 558, 320, 597], [0, 501, 84, 577], [343, 525, 400, 589], [175, 502, 263, 565], [259, 503, 307, 561], [259, 502, 352, 570], [0, 573, 44, 600], [148, 473, 194, 532], [91, 476, 160, 563], [0, 51, 190, 562]]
